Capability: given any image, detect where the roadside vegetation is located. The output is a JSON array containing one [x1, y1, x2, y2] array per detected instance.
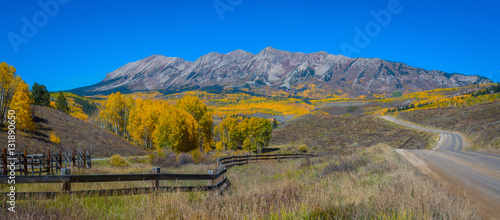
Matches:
[[398, 100, 500, 154], [1, 144, 479, 219]]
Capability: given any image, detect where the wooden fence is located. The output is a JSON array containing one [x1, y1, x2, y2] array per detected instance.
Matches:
[[0, 153, 316, 199], [217, 153, 318, 168], [0, 148, 91, 176]]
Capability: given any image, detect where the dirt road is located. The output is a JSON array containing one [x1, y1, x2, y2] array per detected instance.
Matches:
[[382, 116, 500, 220]]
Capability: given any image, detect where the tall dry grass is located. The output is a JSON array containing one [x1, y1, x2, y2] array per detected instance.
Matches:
[[1, 144, 479, 219]]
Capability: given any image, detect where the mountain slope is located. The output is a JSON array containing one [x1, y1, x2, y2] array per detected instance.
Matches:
[[70, 47, 492, 97], [0, 106, 148, 157]]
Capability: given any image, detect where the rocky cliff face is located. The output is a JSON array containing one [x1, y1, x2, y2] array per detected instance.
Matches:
[[71, 47, 492, 97]]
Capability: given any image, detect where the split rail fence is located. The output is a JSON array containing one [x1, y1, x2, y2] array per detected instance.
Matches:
[[217, 153, 318, 168], [1, 153, 317, 199], [0, 148, 91, 176]]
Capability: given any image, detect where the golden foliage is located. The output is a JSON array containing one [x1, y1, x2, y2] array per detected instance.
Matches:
[[0, 62, 19, 122], [109, 155, 130, 167], [215, 98, 313, 117], [215, 116, 272, 151], [49, 132, 61, 144], [311, 110, 330, 116], [153, 103, 199, 153], [10, 80, 35, 131]]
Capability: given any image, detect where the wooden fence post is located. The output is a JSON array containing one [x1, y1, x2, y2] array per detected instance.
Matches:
[[152, 167, 160, 188], [87, 150, 91, 169], [58, 151, 62, 172], [23, 150, 28, 175], [72, 150, 76, 167], [2, 148, 7, 175], [30, 155, 34, 175], [208, 170, 214, 187], [39, 155, 42, 175], [83, 150, 87, 168], [278, 152, 280, 163], [47, 149, 51, 175], [61, 168, 71, 192]]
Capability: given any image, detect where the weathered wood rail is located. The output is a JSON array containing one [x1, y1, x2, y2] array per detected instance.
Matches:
[[0, 148, 91, 176], [0, 153, 316, 199], [0, 167, 228, 199], [217, 153, 318, 168]]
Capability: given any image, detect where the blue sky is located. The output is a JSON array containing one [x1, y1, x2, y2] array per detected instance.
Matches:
[[1, 0, 499, 91]]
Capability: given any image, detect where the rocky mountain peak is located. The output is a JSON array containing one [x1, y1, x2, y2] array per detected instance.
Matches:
[[71, 47, 493, 97]]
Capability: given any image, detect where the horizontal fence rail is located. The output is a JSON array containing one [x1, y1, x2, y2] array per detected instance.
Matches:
[[0, 169, 227, 184], [217, 153, 318, 168], [1, 167, 228, 199], [9, 178, 229, 200], [2, 152, 316, 199]]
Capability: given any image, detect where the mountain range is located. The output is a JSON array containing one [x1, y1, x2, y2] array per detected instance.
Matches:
[[70, 47, 492, 97]]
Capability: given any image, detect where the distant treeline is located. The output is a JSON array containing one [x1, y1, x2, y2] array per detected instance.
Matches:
[[386, 83, 500, 114], [472, 82, 500, 97]]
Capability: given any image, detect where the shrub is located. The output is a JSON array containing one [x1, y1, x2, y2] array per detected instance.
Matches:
[[190, 149, 202, 163], [150, 150, 179, 167], [190, 149, 209, 164], [110, 155, 130, 167], [346, 106, 357, 113], [49, 132, 61, 144], [298, 144, 307, 153], [177, 153, 194, 165], [130, 156, 148, 164]]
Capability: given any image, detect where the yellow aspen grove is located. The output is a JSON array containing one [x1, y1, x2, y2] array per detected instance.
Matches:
[[127, 98, 145, 147], [127, 99, 159, 149], [200, 111, 215, 152], [215, 117, 239, 150], [101, 92, 125, 135], [175, 95, 213, 151], [123, 95, 135, 140], [0, 62, 19, 124], [153, 103, 198, 153], [175, 95, 207, 121], [215, 116, 272, 151], [10, 80, 35, 131]]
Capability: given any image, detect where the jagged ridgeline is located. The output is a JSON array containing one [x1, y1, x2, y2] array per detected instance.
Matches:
[[68, 47, 492, 97]]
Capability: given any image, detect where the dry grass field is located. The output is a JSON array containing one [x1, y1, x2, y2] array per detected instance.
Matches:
[[0, 144, 480, 219], [271, 114, 437, 153], [0, 106, 148, 157]]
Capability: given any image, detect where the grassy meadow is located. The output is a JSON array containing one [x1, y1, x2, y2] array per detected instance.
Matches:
[[1, 144, 480, 219]]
